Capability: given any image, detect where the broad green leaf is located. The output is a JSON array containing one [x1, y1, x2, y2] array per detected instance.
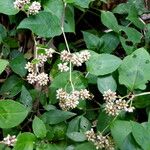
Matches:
[[0, 100, 28, 128], [86, 51, 122, 76], [41, 109, 76, 124], [82, 31, 102, 51], [32, 116, 47, 138], [113, 3, 129, 14], [101, 11, 119, 32], [100, 32, 120, 53], [14, 132, 36, 150], [67, 132, 86, 142], [17, 11, 62, 38], [75, 142, 96, 150], [0, 0, 18, 15], [49, 71, 87, 104], [0, 59, 9, 75], [97, 75, 117, 94], [0, 75, 24, 98], [111, 120, 132, 149], [80, 116, 91, 132], [0, 24, 7, 41], [119, 48, 150, 90], [121, 133, 142, 150], [10, 54, 27, 77], [119, 26, 142, 54], [20, 86, 33, 110], [131, 121, 150, 150]]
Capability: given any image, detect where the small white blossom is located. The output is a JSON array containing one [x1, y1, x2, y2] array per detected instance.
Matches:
[[85, 128, 96, 142], [60, 50, 72, 62], [45, 48, 55, 58], [25, 62, 34, 72], [58, 62, 69, 72], [115, 99, 128, 110], [80, 50, 91, 62], [2, 134, 17, 146], [103, 89, 117, 102], [36, 72, 49, 86], [37, 54, 47, 67], [14, 0, 30, 9], [56, 88, 68, 100], [28, 1, 41, 15], [125, 106, 135, 112], [105, 102, 119, 116], [71, 53, 83, 66], [80, 89, 91, 100], [27, 73, 37, 84]]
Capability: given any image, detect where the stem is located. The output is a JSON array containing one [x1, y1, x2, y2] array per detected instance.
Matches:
[[61, 2, 74, 91], [134, 92, 150, 97]]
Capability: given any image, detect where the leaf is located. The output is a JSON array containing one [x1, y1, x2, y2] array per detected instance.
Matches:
[[111, 120, 132, 149], [14, 132, 36, 150], [41, 109, 76, 124], [100, 32, 120, 53], [0, 59, 9, 75], [86, 51, 122, 76], [97, 75, 117, 94], [119, 48, 150, 90], [101, 11, 119, 32], [0, 0, 18, 15], [32, 116, 47, 139], [0, 75, 24, 98], [0, 100, 28, 128], [113, 3, 129, 14], [67, 132, 86, 142], [131, 121, 150, 150], [10, 54, 27, 77], [20, 86, 33, 110], [79, 116, 91, 132], [49, 71, 87, 104], [82, 31, 102, 51], [75, 142, 96, 150], [17, 11, 62, 38]]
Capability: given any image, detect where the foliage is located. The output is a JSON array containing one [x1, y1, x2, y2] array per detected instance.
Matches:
[[0, 0, 150, 149]]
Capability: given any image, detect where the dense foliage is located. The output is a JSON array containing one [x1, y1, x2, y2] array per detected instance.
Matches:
[[0, 0, 150, 149]]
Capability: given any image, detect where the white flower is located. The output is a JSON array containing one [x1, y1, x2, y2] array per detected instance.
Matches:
[[80, 50, 91, 62], [14, 0, 30, 9], [25, 62, 34, 72], [58, 62, 69, 72], [28, 1, 41, 15], [27, 73, 37, 84], [85, 129, 96, 142], [60, 50, 72, 62], [45, 48, 55, 58], [103, 89, 117, 102], [37, 54, 47, 67], [71, 53, 83, 66], [2, 134, 17, 146], [125, 106, 135, 112], [56, 88, 68, 100], [36, 72, 49, 86], [105, 102, 119, 116], [80, 89, 91, 100]]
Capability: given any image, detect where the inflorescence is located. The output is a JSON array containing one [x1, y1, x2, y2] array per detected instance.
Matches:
[[85, 129, 115, 150], [103, 89, 135, 116], [14, 0, 41, 15]]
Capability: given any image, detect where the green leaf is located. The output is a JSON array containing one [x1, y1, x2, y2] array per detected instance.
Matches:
[[101, 11, 119, 32], [0, 75, 24, 98], [17, 11, 62, 38], [67, 132, 86, 142], [131, 121, 150, 150], [75, 142, 96, 150], [0, 0, 18, 15], [41, 109, 76, 125], [100, 32, 120, 53], [119, 26, 142, 54], [86, 51, 122, 76], [119, 48, 150, 90], [10, 54, 27, 77], [20, 86, 33, 110], [97, 75, 117, 94], [111, 120, 132, 149], [82, 31, 102, 51], [113, 3, 129, 14], [0, 100, 28, 128], [80, 116, 91, 132], [14, 132, 36, 150], [0, 59, 9, 75], [49, 71, 87, 104], [32, 116, 47, 139]]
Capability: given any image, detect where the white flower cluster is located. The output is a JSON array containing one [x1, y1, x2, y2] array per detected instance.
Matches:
[[56, 88, 92, 111], [14, 0, 30, 9], [85, 129, 115, 150], [58, 50, 90, 72], [103, 89, 135, 116], [14, 0, 41, 15], [1, 134, 17, 147]]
